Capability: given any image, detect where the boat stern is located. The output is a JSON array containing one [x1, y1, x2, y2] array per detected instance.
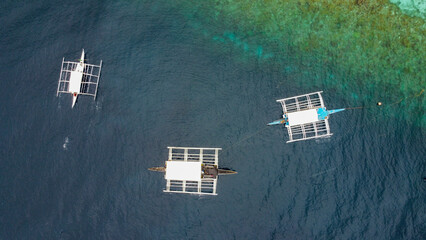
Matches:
[[72, 93, 78, 108], [268, 118, 288, 126]]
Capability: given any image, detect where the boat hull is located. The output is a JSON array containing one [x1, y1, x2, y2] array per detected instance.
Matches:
[[148, 167, 166, 172], [72, 94, 77, 108], [218, 169, 237, 175], [268, 118, 287, 126]]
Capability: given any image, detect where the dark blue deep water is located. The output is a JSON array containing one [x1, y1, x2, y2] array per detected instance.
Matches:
[[0, 1, 425, 239]]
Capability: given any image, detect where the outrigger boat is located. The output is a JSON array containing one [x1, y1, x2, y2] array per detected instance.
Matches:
[[149, 147, 237, 195], [56, 49, 102, 108], [268, 91, 344, 143]]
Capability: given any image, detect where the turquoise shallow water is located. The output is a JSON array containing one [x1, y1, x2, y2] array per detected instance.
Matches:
[[390, 0, 426, 19], [0, 1, 425, 239], [173, 0, 426, 127]]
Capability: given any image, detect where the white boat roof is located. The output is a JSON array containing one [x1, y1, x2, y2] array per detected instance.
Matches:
[[287, 109, 318, 126], [165, 161, 201, 181], [69, 50, 85, 93], [68, 70, 83, 93]]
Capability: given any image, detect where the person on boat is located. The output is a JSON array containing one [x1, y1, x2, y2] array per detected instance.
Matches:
[[203, 165, 218, 178]]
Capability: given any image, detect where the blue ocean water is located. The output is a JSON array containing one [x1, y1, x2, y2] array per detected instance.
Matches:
[[0, 1, 425, 239]]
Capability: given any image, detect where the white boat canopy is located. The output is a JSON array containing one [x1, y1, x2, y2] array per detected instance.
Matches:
[[164, 147, 221, 195], [56, 49, 102, 108], [276, 91, 332, 143], [287, 109, 319, 126], [165, 161, 202, 181]]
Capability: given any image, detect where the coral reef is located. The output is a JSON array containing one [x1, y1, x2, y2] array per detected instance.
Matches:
[[171, 0, 425, 125]]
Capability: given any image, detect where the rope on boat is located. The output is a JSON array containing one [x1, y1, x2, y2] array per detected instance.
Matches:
[[222, 126, 270, 154], [345, 89, 424, 110], [310, 89, 424, 179]]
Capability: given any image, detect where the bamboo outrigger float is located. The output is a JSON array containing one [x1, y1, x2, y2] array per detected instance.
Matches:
[[56, 49, 102, 108], [149, 147, 237, 195], [268, 91, 344, 143]]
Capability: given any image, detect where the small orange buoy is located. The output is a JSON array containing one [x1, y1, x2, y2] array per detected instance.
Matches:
[[377, 102, 382, 106]]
